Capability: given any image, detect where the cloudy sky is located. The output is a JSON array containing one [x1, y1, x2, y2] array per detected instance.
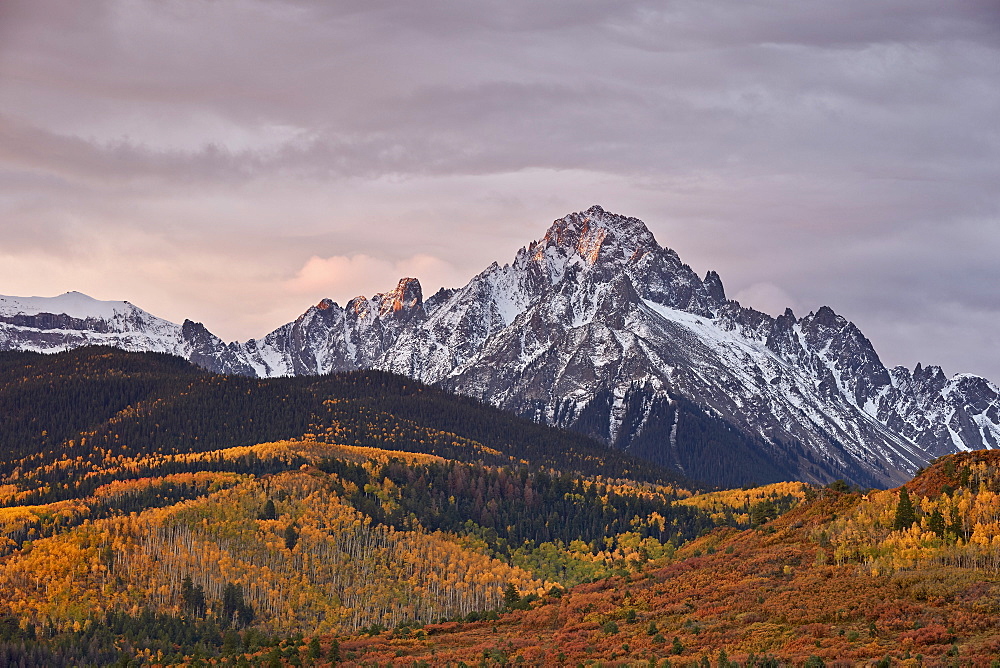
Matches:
[[1, 0, 998, 378]]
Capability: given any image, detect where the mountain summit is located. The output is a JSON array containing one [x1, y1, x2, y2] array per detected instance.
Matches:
[[1, 207, 997, 488], [537, 205, 659, 269]]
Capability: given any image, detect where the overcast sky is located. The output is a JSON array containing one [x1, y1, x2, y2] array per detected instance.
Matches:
[[1, 0, 998, 379]]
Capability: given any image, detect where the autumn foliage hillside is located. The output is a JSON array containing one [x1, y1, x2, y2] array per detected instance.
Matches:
[[0, 348, 731, 664], [4, 348, 999, 666], [334, 451, 1000, 666], [0, 433, 736, 664]]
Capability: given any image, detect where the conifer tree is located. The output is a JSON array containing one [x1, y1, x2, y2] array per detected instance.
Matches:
[[892, 487, 916, 531], [259, 499, 276, 520], [928, 508, 945, 537], [307, 636, 320, 660], [503, 583, 520, 609], [283, 524, 299, 550]]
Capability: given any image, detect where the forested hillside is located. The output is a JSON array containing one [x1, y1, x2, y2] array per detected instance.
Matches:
[[5, 348, 999, 665], [0, 432, 770, 665], [0, 348, 756, 664], [338, 451, 1000, 666], [0, 348, 691, 498]]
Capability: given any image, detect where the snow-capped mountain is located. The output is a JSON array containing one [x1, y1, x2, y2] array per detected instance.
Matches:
[[0, 291, 246, 374], [0, 292, 184, 355], [3, 207, 997, 488]]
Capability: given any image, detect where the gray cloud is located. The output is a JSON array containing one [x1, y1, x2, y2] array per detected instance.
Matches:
[[0, 0, 997, 378]]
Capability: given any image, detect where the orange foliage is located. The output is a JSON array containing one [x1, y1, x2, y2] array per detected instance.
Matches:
[[324, 455, 1000, 665]]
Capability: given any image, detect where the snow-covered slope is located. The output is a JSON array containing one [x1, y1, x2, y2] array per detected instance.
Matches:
[[0, 291, 190, 354], [3, 208, 997, 488], [0, 291, 241, 373]]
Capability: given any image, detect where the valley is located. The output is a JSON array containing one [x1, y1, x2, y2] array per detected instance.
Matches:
[[1, 349, 999, 665]]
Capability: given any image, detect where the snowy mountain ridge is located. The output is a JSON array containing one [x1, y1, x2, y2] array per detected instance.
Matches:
[[3, 206, 997, 487], [0, 291, 193, 356]]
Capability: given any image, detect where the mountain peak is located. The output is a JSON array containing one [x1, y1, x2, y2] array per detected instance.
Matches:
[[0, 291, 136, 320], [375, 277, 423, 318], [560, 205, 656, 244], [534, 206, 659, 274], [2, 208, 996, 489], [703, 270, 726, 302]]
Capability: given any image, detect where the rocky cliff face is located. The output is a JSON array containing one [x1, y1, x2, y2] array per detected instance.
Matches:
[[3, 207, 997, 487]]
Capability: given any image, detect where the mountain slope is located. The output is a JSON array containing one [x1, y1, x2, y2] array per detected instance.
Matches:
[[0, 347, 747, 663], [0, 291, 247, 374], [2, 207, 998, 487], [330, 450, 1000, 666], [218, 207, 1000, 487], [0, 348, 692, 507], [0, 292, 189, 355]]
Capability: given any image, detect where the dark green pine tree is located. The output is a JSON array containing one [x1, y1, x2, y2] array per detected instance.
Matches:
[[284, 524, 299, 550], [503, 583, 521, 609], [180, 575, 207, 618], [307, 636, 321, 660], [949, 506, 965, 539], [221, 582, 255, 628], [259, 498, 276, 520], [893, 487, 917, 531], [750, 500, 777, 527], [928, 508, 945, 537], [327, 638, 341, 664]]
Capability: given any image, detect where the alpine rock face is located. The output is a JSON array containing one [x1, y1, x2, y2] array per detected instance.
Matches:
[[3, 207, 998, 488]]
